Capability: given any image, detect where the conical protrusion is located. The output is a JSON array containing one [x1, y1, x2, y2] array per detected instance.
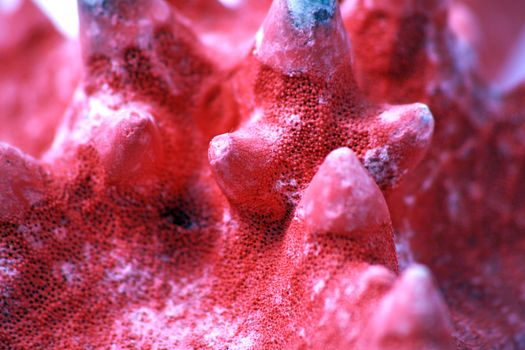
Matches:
[[366, 103, 434, 189], [43, 1, 238, 193], [77, 0, 217, 114], [234, 0, 358, 118], [0, 143, 46, 220], [255, 0, 353, 79], [91, 108, 164, 184], [45, 94, 165, 186], [77, 0, 238, 140], [360, 264, 456, 350], [301, 147, 398, 269], [209, 129, 286, 222]]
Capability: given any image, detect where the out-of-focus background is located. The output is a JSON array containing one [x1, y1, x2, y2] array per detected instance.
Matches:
[[453, 0, 525, 89]]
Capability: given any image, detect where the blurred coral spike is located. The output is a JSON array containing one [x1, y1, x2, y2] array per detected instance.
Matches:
[[0, 0, 80, 157]]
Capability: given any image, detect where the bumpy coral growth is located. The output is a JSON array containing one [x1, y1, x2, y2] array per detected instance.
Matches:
[[0, 0, 523, 349]]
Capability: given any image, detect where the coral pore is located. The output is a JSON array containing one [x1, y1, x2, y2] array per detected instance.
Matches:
[[1, 0, 524, 349]]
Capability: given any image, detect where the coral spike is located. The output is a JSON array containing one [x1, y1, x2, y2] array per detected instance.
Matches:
[[208, 131, 284, 221], [360, 264, 456, 350], [301, 147, 397, 269], [91, 108, 164, 183], [256, 0, 352, 79], [78, 0, 239, 141], [366, 103, 434, 189]]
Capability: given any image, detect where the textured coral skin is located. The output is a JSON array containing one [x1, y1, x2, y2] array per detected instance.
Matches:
[[0, 0, 523, 349]]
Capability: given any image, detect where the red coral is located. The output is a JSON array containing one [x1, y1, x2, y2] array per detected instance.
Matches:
[[0, 0, 524, 349], [0, 0, 80, 157]]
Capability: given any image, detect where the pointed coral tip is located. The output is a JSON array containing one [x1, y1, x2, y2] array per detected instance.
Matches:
[[287, 0, 337, 28], [256, 0, 352, 78], [302, 147, 390, 236], [362, 264, 456, 350], [366, 102, 435, 190], [93, 109, 164, 184], [301, 147, 397, 269]]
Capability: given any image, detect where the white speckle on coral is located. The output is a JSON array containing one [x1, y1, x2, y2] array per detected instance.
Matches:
[[319, 287, 342, 326], [275, 176, 300, 202], [232, 334, 256, 350], [249, 108, 264, 124], [364, 145, 396, 185], [288, 113, 301, 124], [364, 146, 389, 164], [104, 253, 153, 296], [298, 328, 305, 338], [218, 0, 242, 9], [0, 257, 18, 278], [303, 241, 321, 258], [313, 279, 326, 295], [109, 272, 262, 349], [60, 262, 77, 283], [379, 108, 401, 123], [209, 134, 232, 163], [404, 195, 415, 206], [163, 299, 185, 318], [446, 189, 461, 221], [254, 28, 264, 55], [275, 177, 298, 190], [222, 207, 231, 223], [18, 224, 44, 249]]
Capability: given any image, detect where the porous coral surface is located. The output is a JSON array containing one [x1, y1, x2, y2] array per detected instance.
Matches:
[[0, 0, 524, 349]]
